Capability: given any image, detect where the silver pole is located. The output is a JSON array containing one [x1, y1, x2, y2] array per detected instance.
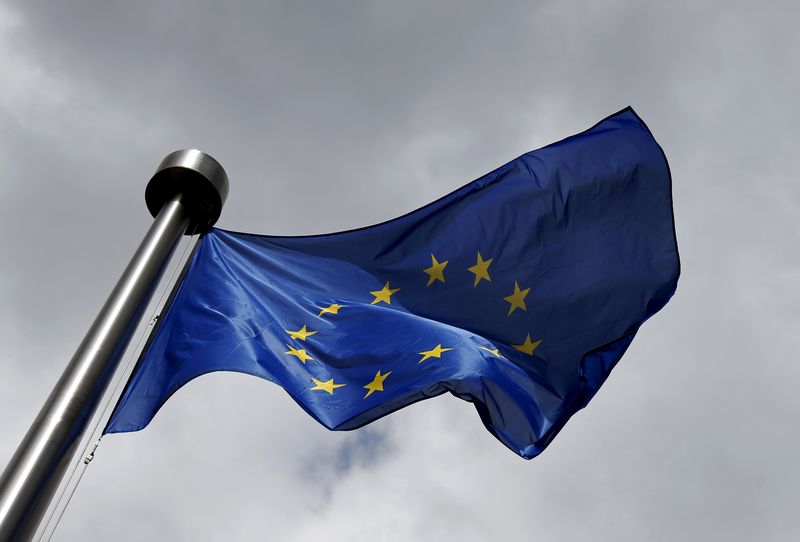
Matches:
[[0, 150, 229, 541]]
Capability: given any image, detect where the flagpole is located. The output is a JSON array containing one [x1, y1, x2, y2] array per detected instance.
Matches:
[[0, 150, 229, 541]]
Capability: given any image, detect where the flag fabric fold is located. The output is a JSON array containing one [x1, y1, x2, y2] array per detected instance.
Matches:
[[106, 107, 679, 459]]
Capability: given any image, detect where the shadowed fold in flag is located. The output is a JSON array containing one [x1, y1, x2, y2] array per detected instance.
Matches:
[[105, 107, 679, 459]]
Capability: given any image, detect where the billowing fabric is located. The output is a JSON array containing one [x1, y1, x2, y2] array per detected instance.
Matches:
[[106, 108, 679, 459]]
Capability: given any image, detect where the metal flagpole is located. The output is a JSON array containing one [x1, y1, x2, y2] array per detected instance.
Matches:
[[0, 150, 229, 541]]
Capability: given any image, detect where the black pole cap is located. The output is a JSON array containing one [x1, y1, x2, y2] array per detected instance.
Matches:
[[145, 149, 229, 234]]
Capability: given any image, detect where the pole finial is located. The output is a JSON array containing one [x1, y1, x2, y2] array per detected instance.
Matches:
[[145, 149, 229, 234]]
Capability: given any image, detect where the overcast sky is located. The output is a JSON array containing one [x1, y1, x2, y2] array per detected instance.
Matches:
[[1, 0, 798, 540]]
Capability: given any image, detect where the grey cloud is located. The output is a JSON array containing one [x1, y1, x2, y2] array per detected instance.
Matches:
[[0, 0, 798, 540]]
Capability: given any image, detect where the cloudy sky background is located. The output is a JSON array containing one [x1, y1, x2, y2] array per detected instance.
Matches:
[[1, 0, 798, 540]]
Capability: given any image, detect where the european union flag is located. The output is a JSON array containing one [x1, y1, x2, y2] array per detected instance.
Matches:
[[106, 108, 679, 459]]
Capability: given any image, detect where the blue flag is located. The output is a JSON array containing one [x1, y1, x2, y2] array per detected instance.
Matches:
[[106, 108, 679, 459]]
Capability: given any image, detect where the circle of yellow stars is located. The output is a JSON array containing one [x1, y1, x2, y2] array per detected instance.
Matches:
[[280, 249, 542, 398]]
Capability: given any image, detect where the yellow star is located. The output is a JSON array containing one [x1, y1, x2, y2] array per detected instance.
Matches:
[[310, 377, 346, 394], [318, 303, 344, 317], [423, 254, 448, 286], [370, 281, 400, 305], [503, 281, 531, 316], [286, 324, 317, 341], [478, 345, 506, 359], [418, 344, 454, 363], [285, 345, 314, 363], [363, 370, 392, 398], [512, 334, 542, 356], [467, 252, 493, 286]]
